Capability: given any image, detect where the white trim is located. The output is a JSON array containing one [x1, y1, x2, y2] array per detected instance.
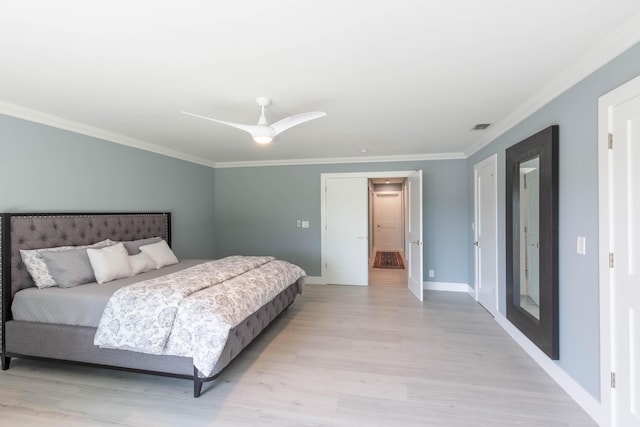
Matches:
[[465, 11, 640, 158], [597, 73, 640, 427], [473, 154, 499, 316], [423, 281, 471, 293], [0, 100, 218, 168], [300, 276, 325, 285], [0, 100, 463, 169], [495, 314, 602, 426], [214, 152, 465, 168]]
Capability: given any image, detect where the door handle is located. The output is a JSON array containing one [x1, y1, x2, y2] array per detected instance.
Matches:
[[411, 240, 423, 246], [474, 241, 479, 247]]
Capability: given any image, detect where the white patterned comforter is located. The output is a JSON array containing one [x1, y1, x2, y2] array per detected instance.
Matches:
[[94, 256, 305, 376]]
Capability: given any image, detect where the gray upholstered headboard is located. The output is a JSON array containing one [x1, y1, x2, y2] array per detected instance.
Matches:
[[0, 212, 171, 303]]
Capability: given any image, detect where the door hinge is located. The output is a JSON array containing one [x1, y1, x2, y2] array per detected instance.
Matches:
[[609, 252, 614, 268], [608, 133, 613, 149], [611, 372, 616, 388]]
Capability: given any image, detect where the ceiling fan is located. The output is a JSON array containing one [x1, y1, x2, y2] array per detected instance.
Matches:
[[181, 97, 326, 144]]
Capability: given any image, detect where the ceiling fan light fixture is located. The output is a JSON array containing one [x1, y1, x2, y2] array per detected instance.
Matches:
[[253, 135, 273, 144]]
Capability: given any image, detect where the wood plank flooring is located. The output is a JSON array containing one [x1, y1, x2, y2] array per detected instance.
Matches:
[[0, 284, 596, 426]]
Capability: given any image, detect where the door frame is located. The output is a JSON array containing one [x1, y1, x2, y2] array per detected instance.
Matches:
[[598, 73, 640, 427], [474, 154, 498, 315], [321, 170, 418, 285]]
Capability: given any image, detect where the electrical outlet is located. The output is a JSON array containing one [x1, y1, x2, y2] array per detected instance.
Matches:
[[296, 220, 301, 228], [301, 220, 310, 228], [428, 269, 435, 278]]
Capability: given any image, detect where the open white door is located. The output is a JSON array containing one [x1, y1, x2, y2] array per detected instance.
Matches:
[[609, 93, 640, 427], [407, 170, 423, 301], [323, 177, 369, 286], [599, 75, 640, 427]]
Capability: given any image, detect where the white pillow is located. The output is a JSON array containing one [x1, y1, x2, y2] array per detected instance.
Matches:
[[87, 242, 132, 284], [139, 240, 179, 269], [129, 252, 156, 276], [20, 239, 114, 289]]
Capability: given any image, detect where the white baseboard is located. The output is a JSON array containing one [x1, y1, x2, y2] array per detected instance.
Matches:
[[300, 276, 325, 285], [423, 281, 472, 293], [494, 314, 602, 425]]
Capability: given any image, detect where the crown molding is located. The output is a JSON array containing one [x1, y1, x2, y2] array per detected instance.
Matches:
[[213, 152, 466, 168], [464, 11, 640, 158], [0, 100, 464, 169], [0, 101, 217, 168]]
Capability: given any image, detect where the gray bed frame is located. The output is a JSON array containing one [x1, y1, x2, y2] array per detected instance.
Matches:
[[0, 212, 300, 397]]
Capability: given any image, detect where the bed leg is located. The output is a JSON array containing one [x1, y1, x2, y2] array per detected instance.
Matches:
[[193, 367, 203, 398], [2, 356, 10, 370]]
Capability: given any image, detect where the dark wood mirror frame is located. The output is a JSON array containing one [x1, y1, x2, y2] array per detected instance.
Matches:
[[506, 125, 559, 359]]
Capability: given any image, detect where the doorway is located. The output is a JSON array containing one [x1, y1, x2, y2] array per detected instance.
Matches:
[[321, 170, 423, 300], [369, 177, 407, 287]]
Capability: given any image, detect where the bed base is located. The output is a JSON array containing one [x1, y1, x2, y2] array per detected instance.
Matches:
[[1, 212, 301, 397], [3, 281, 298, 397]]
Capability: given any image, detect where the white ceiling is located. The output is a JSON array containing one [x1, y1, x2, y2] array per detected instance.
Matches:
[[1, 1, 640, 168]]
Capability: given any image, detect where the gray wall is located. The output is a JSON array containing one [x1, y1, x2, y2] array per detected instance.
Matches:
[[467, 42, 640, 399], [0, 114, 217, 259], [213, 160, 468, 283]]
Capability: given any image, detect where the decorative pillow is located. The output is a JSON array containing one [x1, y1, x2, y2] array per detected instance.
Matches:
[[20, 239, 114, 289], [139, 240, 179, 269], [87, 243, 133, 284], [122, 237, 162, 255], [129, 251, 156, 276], [41, 248, 96, 288]]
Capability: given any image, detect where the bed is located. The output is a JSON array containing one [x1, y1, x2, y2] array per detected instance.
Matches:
[[0, 212, 305, 397]]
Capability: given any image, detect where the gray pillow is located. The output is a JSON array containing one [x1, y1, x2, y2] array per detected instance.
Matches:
[[41, 248, 96, 288], [122, 237, 162, 255]]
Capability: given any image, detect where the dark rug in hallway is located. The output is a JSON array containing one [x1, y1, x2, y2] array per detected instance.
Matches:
[[373, 251, 405, 269]]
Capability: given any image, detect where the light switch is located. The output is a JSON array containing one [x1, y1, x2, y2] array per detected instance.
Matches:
[[296, 220, 301, 228], [301, 220, 310, 229], [577, 236, 586, 255]]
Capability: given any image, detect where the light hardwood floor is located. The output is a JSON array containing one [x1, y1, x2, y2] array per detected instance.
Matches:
[[0, 284, 596, 426]]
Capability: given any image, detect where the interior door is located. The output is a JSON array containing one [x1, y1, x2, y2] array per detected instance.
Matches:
[[373, 191, 403, 251], [610, 93, 640, 426], [407, 170, 423, 301], [324, 177, 369, 286], [474, 156, 497, 315]]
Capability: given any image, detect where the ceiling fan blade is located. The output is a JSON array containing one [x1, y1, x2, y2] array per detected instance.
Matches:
[[181, 111, 264, 135], [271, 111, 327, 136]]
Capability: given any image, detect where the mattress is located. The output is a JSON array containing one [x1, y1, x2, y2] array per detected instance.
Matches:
[[11, 260, 207, 327]]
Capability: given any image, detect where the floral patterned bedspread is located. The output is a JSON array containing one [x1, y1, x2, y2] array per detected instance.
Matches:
[[94, 256, 306, 376]]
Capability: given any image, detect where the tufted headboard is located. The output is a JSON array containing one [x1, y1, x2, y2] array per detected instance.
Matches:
[[1, 212, 171, 322]]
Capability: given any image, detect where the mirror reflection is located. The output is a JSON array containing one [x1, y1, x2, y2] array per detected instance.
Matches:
[[519, 157, 540, 320]]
